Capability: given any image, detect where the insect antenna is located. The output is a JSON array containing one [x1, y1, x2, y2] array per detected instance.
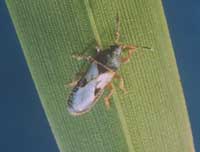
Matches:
[[115, 13, 120, 44], [135, 45, 154, 51]]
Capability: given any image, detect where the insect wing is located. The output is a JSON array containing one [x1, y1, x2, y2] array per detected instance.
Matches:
[[68, 63, 100, 115], [68, 62, 115, 115], [68, 79, 100, 114]]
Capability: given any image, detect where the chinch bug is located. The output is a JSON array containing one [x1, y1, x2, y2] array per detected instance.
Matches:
[[67, 15, 151, 116]]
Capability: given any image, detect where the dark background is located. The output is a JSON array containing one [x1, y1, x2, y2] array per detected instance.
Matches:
[[0, 0, 199, 151]]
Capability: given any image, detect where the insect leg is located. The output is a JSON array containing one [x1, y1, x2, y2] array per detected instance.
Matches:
[[104, 83, 114, 109], [114, 73, 127, 93], [72, 54, 94, 62], [72, 54, 115, 74], [121, 45, 137, 63], [65, 71, 85, 88], [66, 80, 79, 88]]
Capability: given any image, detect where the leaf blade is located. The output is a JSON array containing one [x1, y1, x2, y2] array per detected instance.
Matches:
[[6, 0, 195, 152]]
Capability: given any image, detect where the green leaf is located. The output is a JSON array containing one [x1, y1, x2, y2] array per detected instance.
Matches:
[[6, 0, 195, 152]]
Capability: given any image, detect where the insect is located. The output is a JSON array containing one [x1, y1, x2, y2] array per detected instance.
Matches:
[[67, 15, 151, 116]]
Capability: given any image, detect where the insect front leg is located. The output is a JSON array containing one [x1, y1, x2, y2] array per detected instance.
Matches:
[[121, 45, 137, 63], [104, 83, 114, 109], [114, 73, 127, 93]]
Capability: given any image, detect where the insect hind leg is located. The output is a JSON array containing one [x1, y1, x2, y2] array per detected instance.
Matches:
[[72, 53, 115, 74], [104, 83, 114, 109], [114, 73, 127, 93], [72, 54, 93, 62]]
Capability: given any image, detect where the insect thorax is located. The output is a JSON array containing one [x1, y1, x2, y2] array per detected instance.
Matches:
[[95, 45, 122, 72]]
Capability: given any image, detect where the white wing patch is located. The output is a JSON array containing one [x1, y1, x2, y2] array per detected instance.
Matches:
[[69, 79, 97, 112]]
